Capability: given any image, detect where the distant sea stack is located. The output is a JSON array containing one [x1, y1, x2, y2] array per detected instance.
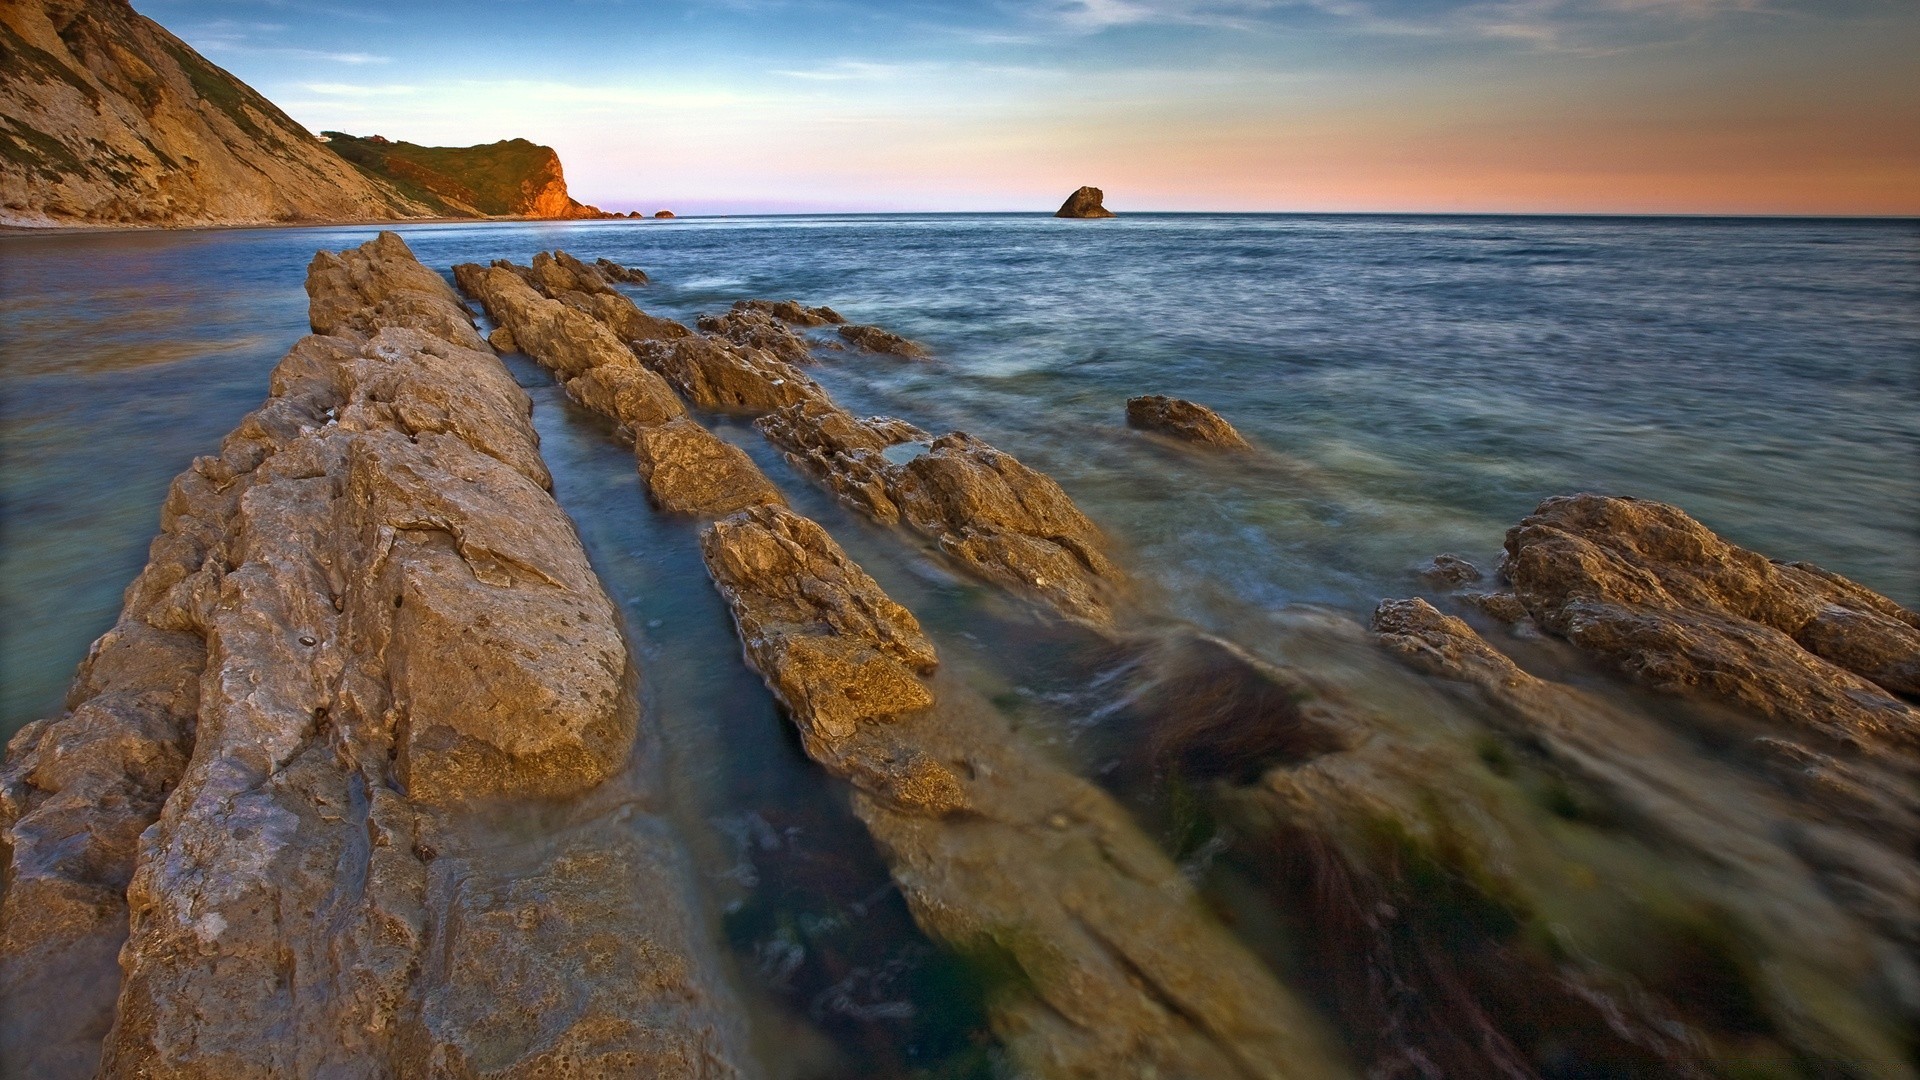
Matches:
[[0, 0, 436, 227], [1055, 185, 1116, 219], [323, 132, 611, 220], [655, 209, 677, 219]]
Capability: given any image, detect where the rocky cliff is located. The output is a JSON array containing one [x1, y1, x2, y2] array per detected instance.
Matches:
[[0, 0, 437, 226], [323, 132, 609, 220]]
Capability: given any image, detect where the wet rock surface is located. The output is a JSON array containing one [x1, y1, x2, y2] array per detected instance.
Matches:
[[1055, 185, 1117, 219], [1503, 494, 1920, 757], [701, 505, 1351, 1080], [837, 324, 929, 359], [1126, 394, 1253, 450], [596, 256, 650, 284], [759, 402, 1125, 625], [697, 307, 818, 367], [1, 234, 751, 1079], [1346, 569, 1920, 1074], [456, 256, 788, 518]]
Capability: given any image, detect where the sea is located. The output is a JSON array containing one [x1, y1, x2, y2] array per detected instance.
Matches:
[[2, 213, 1917, 1077]]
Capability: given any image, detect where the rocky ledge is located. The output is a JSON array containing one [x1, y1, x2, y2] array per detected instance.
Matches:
[[1502, 493, 1919, 758], [1126, 394, 1253, 449], [0, 233, 750, 1078], [701, 504, 1350, 1079]]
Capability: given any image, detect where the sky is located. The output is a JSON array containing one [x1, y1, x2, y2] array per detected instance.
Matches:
[[143, 0, 1920, 216]]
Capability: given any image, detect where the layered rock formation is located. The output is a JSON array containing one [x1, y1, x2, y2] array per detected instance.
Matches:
[[758, 402, 1125, 625], [701, 504, 1351, 1080], [454, 254, 785, 517], [1502, 494, 1920, 757], [323, 132, 612, 220], [1126, 394, 1253, 450], [1055, 185, 1116, 219], [1317, 497, 1920, 1077], [0, 233, 751, 1078], [1, 0, 434, 226]]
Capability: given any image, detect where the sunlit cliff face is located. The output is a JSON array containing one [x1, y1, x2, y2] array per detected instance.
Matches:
[[152, 0, 1919, 215]]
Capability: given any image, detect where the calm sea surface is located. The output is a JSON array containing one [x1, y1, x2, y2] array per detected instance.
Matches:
[[3, 213, 1917, 1076]]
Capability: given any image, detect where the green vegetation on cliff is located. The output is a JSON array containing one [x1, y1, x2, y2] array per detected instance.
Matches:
[[323, 132, 600, 218]]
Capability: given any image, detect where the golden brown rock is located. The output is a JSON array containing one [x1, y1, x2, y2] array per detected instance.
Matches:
[[836, 323, 929, 359], [758, 402, 1124, 625], [634, 336, 829, 413], [2, 233, 751, 1079], [732, 299, 843, 327], [698, 307, 816, 366], [1503, 494, 1920, 757], [1126, 394, 1253, 450], [700, 505, 1351, 1079], [635, 418, 786, 516], [1055, 185, 1117, 219], [596, 257, 650, 284]]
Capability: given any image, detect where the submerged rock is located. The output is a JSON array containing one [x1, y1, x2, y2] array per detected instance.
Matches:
[[701, 505, 1351, 1079], [836, 324, 929, 359], [758, 401, 1124, 625], [1, 233, 750, 1078], [1125, 395, 1252, 450], [1503, 494, 1920, 758], [1359, 593, 1920, 1076], [1055, 185, 1117, 219]]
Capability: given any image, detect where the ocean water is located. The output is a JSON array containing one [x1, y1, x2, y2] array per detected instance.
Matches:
[[3, 213, 1918, 1076]]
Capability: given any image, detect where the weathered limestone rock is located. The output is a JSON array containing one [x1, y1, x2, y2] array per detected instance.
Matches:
[[635, 418, 785, 517], [633, 336, 829, 413], [1125, 394, 1252, 450], [701, 505, 1350, 1080], [1361, 595, 1920, 1076], [759, 401, 1123, 625], [596, 257, 650, 284], [836, 323, 929, 359], [733, 299, 843, 327], [698, 307, 816, 366], [2, 233, 751, 1079], [458, 256, 794, 518], [1503, 494, 1920, 758], [1055, 186, 1116, 219]]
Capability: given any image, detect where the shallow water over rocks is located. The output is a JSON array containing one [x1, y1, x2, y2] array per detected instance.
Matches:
[[3, 214, 1917, 1077]]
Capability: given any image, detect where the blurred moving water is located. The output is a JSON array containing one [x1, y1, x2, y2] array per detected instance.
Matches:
[[3, 214, 1917, 1077]]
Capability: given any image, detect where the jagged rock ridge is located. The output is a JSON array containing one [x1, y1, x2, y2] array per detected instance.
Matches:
[[0, 233, 752, 1078]]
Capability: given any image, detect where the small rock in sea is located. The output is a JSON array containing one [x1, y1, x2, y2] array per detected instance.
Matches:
[[654, 209, 677, 219], [1055, 185, 1117, 219], [1419, 554, 1484, 587], [486, 325, 516, 353], [1125, 395, 1252, 450]]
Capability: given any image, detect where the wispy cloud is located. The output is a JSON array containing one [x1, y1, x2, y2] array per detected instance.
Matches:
[[772, 61, 914, 81], [300, 82, 417, 95]]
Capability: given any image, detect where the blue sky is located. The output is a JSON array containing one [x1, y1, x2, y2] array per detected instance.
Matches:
[[143, 0, 1920, 214]]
